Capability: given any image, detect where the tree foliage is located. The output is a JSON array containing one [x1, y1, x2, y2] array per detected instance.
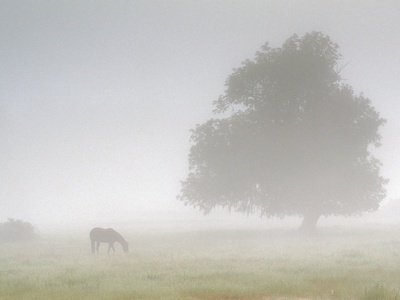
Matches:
[[178, 32, 387, 230]]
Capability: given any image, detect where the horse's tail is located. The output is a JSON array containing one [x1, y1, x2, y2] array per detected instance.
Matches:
[[91, 238, 95, 254], [90, 229, 96, 254]]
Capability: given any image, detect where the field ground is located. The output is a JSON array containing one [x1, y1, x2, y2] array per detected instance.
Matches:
[[0, 226, 400, 299]]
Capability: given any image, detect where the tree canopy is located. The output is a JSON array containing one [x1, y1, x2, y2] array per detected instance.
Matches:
[[178, 32, 387, 231]]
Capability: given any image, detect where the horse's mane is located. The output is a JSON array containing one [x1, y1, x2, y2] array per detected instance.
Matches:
[[111, 229, 127, 244]]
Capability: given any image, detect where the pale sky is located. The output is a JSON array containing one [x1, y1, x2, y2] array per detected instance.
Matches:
[[1, 1, 400, 228]]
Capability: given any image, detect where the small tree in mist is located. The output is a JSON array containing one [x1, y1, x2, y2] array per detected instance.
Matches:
[[178, 32, 387, 232], [0, 219, 37, 242]]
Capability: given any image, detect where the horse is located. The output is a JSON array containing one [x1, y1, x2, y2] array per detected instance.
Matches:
[[90, 227, 129, 254]]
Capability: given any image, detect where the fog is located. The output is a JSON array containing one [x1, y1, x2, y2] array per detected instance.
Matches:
[[1, 1, 400, 232]]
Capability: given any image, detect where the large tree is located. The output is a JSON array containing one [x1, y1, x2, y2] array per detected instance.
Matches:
[[178, 32, 387, 231]]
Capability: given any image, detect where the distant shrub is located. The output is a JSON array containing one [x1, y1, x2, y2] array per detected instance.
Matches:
[[0, 219, 37, 242]]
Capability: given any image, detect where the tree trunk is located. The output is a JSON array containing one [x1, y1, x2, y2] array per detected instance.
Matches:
[[299, 212, 320, 234]]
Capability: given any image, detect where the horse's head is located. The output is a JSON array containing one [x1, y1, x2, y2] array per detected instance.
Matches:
[[122, 241, 129, 253]]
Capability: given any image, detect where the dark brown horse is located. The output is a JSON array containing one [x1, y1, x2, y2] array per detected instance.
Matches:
[[90, 227, 129, 254]]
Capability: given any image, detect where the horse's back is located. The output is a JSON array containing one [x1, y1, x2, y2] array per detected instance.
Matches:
[[89, 227, 102, 239], [90, 227, 116, 242]]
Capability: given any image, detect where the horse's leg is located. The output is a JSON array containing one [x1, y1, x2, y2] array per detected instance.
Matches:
[[108, 243, 115, 253], [96, 242, 100, 253]]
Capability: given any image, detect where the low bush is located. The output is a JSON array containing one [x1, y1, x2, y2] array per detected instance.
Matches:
[[0, 218, 37, 242]]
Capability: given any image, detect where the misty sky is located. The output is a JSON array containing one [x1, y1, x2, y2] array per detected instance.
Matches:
[[1, 1, 400, 227]]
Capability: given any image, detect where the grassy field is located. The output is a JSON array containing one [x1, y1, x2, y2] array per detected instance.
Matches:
[[0, 226, 400, 300]]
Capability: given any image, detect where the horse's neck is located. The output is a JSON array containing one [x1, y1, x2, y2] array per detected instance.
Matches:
[[115, 233, 126, 244]]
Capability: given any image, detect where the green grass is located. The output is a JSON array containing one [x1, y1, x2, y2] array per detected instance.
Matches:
[[0, 227, 400, 299]]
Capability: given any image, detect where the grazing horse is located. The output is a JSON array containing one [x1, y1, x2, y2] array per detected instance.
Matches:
[[90, 227, 129, 254]]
